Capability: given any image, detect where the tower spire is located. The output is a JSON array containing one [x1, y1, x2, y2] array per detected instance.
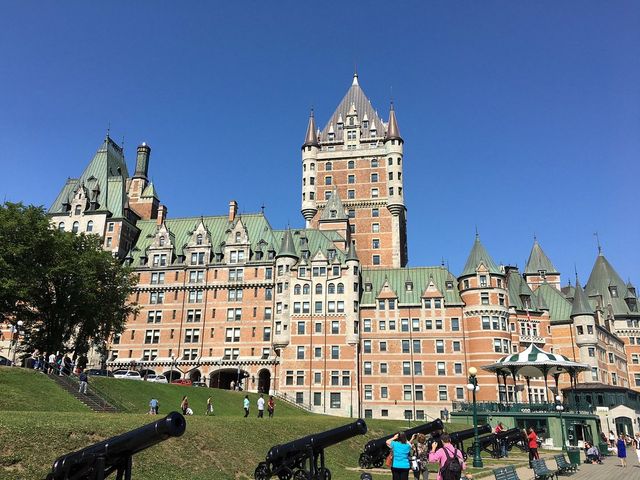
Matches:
[[302, 109, 319, 148], [352, 69, 359, 86], [385, 102, 402, 142]]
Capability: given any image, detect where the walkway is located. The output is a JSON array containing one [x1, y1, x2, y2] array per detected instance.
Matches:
[[511, 451, 640, 480]]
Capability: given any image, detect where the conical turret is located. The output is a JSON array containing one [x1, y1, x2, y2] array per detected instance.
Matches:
[[385, 102, 402, 142], [461, 234, 501, 276], [525, 238, 558, 275], [277, 229, 298, 259], [571, 278, 594, 317], [302, 109, 319, 149]]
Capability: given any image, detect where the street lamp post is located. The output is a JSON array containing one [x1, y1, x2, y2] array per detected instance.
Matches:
[[169, 354, 175, 382], [555, 394, 566, 451], [467, 366, 483, 468], [11, 320, 24, 367]]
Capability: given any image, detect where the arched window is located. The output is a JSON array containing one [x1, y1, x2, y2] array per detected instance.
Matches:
[[303, 284, 310, 295], [337, 283, 345, 294], [74, 205, 81, 215], [294, 284, 301, 295], [72, 221, 79, 233], [196, 234, 203, 245], [58, 222, 65, 231], [235, 232, 241, 243], [328, 283, 335, 294], [348, 160, 355, 169], [315, 284, 323, 295], [86, 220, 93, 232], [159, 236, 165, 246], [326, 162, 332, 171]]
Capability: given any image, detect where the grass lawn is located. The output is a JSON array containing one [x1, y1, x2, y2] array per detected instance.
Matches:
[[0, 367, 534, 479]]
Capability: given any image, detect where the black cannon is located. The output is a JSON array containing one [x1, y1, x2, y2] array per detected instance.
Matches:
[[358, 419, 444, 469], [46, 411, 186, 480], [255, 419, 367, 480], [440, 424, 491, 459], [467, 431, 499, 458]]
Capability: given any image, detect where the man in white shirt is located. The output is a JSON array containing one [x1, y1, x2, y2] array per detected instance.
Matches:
[[257, 394, 265, 418]]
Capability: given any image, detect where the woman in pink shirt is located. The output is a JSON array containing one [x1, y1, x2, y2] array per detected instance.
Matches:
[[428, 434, 471, 480]]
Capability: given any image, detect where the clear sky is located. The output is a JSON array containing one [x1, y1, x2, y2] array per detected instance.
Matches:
[[1, 1, 638, 284]]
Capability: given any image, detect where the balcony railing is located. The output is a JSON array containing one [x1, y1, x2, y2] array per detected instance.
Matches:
[[519, 334, 546, 344], [452, 401, 594, 415]]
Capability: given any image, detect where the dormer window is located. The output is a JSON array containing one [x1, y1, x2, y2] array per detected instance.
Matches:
[[446, 281, 454, 290], [328, 133, 335, 141], [405, 282, 413, 292], [325, 190, 331, 200], [328, 249, 336, 261], [610, 286, 618, 298], [159, 236, 165, 246], [363, 120, 368, 129], [349, 117, 354, 126], [479, 275, 488, 287], [74, 205, 81, 215], [235, 232, 241, 243], [347, 130, 356, 140], [196, 234, 203, 245], [337, 122, 343, 130], [329, 210, 337, 218]]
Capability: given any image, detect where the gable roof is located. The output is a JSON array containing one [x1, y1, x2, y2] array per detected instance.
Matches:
[[506, 269, 543, 312], [525, 239, 558, 275], [320, 188, 348, 221], [461, 235, 501, 276], [585, 253, 636, 317]]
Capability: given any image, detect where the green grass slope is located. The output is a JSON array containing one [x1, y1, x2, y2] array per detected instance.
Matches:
[[0, 367, 88, 412]]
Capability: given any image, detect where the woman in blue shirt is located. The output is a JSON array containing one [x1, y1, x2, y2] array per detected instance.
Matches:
[[386, 431, 412, 480]]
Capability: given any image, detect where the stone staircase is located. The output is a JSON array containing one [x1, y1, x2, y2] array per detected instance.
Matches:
[[49, 373, 119, 413]]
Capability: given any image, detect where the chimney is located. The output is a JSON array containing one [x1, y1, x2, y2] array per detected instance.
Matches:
[[228, 200, 238, 222], [134, 142, 151, 179], [157, 204, 167, 226]]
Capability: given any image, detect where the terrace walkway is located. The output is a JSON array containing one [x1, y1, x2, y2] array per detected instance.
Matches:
[[510, 451, 640, 480]]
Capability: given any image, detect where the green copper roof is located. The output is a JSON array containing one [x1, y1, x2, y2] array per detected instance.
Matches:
[[506, 269, 542, 312], [525, 239, 558, 275], [345, 243, 359, 262], [361, 266, 462, 306], [571, 278, 594, 317], [277, 229, 298, 259], [49, 136, 130, 216], [320, 188, 348, 221], [141, 182, 159, 199], [461, 235, 501, 276], [585, 253, 635, 317], [535, 283, 572, 323]]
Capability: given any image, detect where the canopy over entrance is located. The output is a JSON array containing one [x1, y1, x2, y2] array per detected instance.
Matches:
[[482, 344, 590, 404]]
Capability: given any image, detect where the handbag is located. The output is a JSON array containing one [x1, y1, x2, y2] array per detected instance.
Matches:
[[385, 450, 393, 468]]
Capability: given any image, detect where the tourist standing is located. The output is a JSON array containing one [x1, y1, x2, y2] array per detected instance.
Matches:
[[494, 422, 507, 458], [634, 433, 640, 465], [410, 433, 429, 480], [428, 433, 468, 480], [243, 395, 250, 417], [257, 394, 265, 418], [149, 398, 159, 415], [206, 396, 213, 415], [180, 396, 189, 416], [386, 432, 412, 480], [267, 396, 275, 418], [609, 430, 616, 448], [527, 427, 539, 467], [617, 433, 627, 467], [78, 369, 88, 394]]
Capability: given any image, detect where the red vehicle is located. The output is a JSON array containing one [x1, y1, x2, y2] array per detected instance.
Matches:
[[171, 379, 192, 386]]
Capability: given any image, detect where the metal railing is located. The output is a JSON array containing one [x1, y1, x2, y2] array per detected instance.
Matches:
[[452, 401, 595, 415]]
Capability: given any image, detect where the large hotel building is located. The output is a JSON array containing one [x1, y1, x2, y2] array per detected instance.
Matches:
[[39, 74, 640, 420]]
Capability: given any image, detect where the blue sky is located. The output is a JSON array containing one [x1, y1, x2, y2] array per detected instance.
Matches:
[[1, 1, 638, 283]]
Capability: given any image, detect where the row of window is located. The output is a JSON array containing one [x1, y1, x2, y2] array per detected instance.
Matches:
[[293, 283, 347, 295], [304, 187, 401, 202], [362, 338, 463, 354], [362, 317, 460, 332], [146, 307, 274, 323], [362, 361, 465, 376], [292, 301, 346, 314], [323, 171, 401, 186]]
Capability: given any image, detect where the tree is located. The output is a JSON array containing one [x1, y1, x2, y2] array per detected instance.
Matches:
[[0, 202, 138, 360]]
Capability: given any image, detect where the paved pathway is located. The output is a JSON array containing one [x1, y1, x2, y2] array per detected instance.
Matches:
[[512, 450, 640, 480]]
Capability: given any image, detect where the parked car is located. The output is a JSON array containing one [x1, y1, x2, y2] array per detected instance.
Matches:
[[171, 379, 192, 386], [146, 374, 168, 384], [192, 381, 207, 388], [85, 369, 113, 377], [113, 370, 142, 380], [0, 355, 13, 366]]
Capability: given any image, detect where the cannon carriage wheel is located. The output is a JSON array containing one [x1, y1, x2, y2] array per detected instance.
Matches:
[[254, 462, 270, 480], [276, 467, 294, 480], [314, 467, 331, 480], [358, 453, 371, 469], [293, 469, 308, 480], [373, 457, 384, 468]]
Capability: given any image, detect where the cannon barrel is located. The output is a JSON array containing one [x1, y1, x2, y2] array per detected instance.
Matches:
[[267, 419, 367, 462], [364, 419, 444, 453], [495, 428, 522, 440], [449, 424, 491, 444], [47, 412, 186, 479]]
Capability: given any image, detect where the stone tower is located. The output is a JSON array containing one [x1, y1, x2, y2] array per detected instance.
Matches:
[[300, 73, 408, 268]]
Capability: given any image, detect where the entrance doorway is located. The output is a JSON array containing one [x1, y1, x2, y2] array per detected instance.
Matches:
[[210, 368, 249, 390], [189, 369, 202, 383], [257, 369, 271, 394]]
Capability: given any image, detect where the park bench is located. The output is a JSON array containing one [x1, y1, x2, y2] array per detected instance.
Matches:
[[531, 458, 558, 480], [554, 454, 578, 474], [493, 465, 520, 480]]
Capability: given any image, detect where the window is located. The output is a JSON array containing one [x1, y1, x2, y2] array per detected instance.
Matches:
[[372, 238, 380, 249], [72, 221, 79, 233], [454, 363, 463, 375], [189, 290, 204, 303], [297, 322, 305, 334], [363, 362, 372, 375], [186, 309, 202, 322], [438, 385, 448, 401], [189, 270, 204, 283], [451, 318, 460, 331], [371, 188, 379, 198], [403, 385, 412, 401], [150, 291, 164, 304], [414, 362, 423, 375], [150, 272, 165, 284], [372, 255, 380, 265], [325, 176, 332, 185], [85, 220, 93, 232], [412, 339, 421, 353], [435, 319, 443, 329], [481, 293, 489, 305], [380, 341, 387, 352], [263, 327, 271, 341], [588, 347, 595, 357], [144, 330, 160, 344], [456, 387, 464, 400], [347, 189, 355, 199], [372, 208, 379, 217], [297, 346, 305, 359], [331, 321, 339, 334], [325, 161, 332, 171], [331, 346, 339, 359], [371, 173, 378, 182], [225, 327, 240, 342], [330, 393, 341, 409], [380, 363, 388, 374], [482, 316, 490, 330], [342, 371, 350, 386], [372, 223, 380, 232], [453, 341, 461, 352], [402, 340, 410, 354], [437, 362, 445, 375], [147, 311, 162, 323], [226, 308, 241, 321], [415, 384, 424, 400], [185, 328, 201, 343], [436, 340, 444, 353], [401, 319, 409, 332], [494, 339, 503, 353]]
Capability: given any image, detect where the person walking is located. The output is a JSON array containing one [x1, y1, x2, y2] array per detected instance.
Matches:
[[257, 394, 265, 418], [267, 396, 275, 418], [411, 433, 430, 480], [149, 398, 159, 415], [78, 369, 88, 394], [243, 395, 250, 417], [428, 433, 468, 480], [386, 432, 412, 480], [206, 396, 213, 416], [180, 396, 189, 416], [494, 422, 507, 458], [633, 433, 640, 466], [527, 427, 539, 467], [48, 352, 56, 374], [617, 433, 627, 467]]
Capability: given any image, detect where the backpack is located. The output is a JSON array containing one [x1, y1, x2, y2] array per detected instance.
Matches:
[[440, 446, 463, 480]]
